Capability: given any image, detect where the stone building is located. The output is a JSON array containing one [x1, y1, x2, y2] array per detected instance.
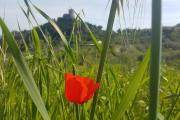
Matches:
[[62, 9, 75, 20]]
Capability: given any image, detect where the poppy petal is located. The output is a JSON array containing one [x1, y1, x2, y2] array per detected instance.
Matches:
[[83, 77, 100, 102], [65, 73, 88, 104], [64, 73, 99, 104], [75, 75, 88, 103]]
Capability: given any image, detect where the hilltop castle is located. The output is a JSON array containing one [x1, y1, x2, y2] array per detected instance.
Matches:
[[59, 9, 75, 20]]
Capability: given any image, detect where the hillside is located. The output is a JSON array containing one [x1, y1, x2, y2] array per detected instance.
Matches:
[[1, 10, 180, 66], [110, 25, 180, 66], [12, 9, 105, 45]]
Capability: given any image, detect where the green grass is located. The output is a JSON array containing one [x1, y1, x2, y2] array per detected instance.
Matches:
[[0, 0, 179, 120], [149, 0, 162, 119]]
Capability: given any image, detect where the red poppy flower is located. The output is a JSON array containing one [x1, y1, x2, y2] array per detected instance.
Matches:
[[65, 73, 100, 104]]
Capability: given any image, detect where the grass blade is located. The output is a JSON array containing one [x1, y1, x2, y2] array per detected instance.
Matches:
[[112, 49, 150, 119], [149, 0, 162, 119], [90, 0, 118, 119], [32, 28, 42, 57], [0, 17, 50, 120], [31, 3, 76, 62], [76, 13, 102, 52], [17, 21, 30, 54]]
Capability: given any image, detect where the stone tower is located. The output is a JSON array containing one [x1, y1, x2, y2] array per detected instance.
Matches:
[[69, 9, 75, 19]]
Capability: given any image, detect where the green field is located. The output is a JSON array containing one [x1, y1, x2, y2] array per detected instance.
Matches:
[[0, 0, 180, 120]]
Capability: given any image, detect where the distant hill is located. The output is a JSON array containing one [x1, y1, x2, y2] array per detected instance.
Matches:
[[12, 9, 105, 45], [111, 24, 180, 66], [1, 9, 179, 66]]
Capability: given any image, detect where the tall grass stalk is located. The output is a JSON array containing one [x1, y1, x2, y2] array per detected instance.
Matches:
[[149, 0, 162, 119], [90, 0, 118, 119], [0, 17, 50, 120]]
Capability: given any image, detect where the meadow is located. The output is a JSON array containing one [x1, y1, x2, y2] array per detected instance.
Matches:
[[0, 0, 179, 120]]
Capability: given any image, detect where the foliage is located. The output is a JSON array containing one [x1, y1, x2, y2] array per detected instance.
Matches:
[[0, 0, 179, 120]]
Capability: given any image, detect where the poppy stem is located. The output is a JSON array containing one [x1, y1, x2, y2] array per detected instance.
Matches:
[[90, 0, 117, 120], [75, 104, 79, 120], [72, 65, 79, 120], [72, 64, 76, 75]]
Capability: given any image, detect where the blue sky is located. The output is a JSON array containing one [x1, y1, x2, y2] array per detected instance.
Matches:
[[0, 0, 180, 32]]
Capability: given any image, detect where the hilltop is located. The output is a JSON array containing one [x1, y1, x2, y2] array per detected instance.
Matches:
[[1, 10, 180, 66], [12, 9, 105, 45]]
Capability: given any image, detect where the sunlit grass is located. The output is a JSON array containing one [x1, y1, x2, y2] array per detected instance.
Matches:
[[0, 0, 179, 120]]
